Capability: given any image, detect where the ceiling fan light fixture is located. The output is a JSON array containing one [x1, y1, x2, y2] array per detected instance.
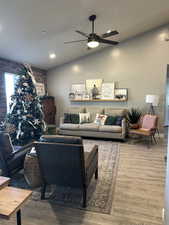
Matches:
[[87, 40, 99, 48], [107, 29, 112, 33]]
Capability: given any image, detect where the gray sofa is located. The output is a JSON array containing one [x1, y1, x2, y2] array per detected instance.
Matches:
[[58, 107, 128, 140]]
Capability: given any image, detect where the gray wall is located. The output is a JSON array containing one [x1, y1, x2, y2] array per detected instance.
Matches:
[[47, 26, 169, 128]]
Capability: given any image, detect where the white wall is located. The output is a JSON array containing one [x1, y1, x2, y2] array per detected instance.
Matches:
[[47, 25, 169, 128]]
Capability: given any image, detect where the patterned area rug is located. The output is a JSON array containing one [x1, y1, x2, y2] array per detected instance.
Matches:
[[10, 140, 119, 214]]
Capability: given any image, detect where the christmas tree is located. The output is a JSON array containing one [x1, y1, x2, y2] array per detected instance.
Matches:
[[5, 65, 46, 145]]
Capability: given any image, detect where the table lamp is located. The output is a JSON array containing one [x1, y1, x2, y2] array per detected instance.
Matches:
[[145, 95, 159, 114]]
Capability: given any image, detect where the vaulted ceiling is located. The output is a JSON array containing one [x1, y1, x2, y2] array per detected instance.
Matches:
[[0, 0, 169, 70]]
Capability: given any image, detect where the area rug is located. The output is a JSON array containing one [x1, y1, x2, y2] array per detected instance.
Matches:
[[10, 140, 120, 214]]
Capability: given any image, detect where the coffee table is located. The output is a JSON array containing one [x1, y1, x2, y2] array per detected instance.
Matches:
[[0, 176, 32, 225]]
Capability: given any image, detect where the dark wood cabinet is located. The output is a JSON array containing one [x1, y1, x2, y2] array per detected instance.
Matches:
[[40, 96, 56, 124]]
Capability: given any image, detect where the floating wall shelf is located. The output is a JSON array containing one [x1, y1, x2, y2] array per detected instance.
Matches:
[[70, 99, 127, 102]]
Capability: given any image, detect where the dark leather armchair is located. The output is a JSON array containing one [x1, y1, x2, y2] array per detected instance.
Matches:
[[0, 132, 32, 176], [35, 135, 98, 207]]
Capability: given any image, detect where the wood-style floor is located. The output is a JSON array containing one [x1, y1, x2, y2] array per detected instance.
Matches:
[[0, 141, 165, 225]]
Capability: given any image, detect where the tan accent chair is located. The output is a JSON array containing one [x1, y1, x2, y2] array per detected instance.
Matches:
[[130, 114, 158, 146]]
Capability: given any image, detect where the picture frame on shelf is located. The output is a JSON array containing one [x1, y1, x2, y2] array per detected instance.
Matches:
[[101, 82, 115, 100], [85, 79, 103, 93], [115, 88, 128, 100], [36, 83, 45, 96]]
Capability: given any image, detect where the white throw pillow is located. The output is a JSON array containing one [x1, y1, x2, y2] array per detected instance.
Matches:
[[94, 114, 107, 125], [79, 113, 90, 124]]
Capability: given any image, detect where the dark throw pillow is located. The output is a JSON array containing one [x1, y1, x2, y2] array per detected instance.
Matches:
[[64, 113, 72, 123], [104, 116, 117, 125], [115, 116, 123, 126], [64, 113, 79, 124], [71, 114, 80, 124]]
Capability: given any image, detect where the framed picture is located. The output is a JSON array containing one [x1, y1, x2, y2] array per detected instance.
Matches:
[[115, 88, 128, 100], [71, 84, 85, 94], [36, 83, 45, 96], [101, 82, 115, 99], [85, 79, 103, 93], [69, 83, 86, 100]]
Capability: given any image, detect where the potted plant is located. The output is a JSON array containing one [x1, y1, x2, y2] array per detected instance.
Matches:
[[127, 108, 142, 129]]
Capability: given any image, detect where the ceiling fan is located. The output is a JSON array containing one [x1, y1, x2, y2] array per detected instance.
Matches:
[[64, 14, 119, 49]]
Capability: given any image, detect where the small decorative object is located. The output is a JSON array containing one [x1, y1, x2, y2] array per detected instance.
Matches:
[[127, 108, 142, 128], [145, 94, 159, 114], [36, 83, 45, 96], [91, 84, 99, 99], [69, 92, 75, 100], [115, 88, 128, 100], [71, 84, 85, 100]]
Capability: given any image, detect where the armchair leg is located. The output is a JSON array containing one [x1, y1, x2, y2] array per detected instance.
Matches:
[[95, 168, 98, 179], [82, 187, 87, 208], [41, 183, 46, 200], [152, 135, 157, 144]]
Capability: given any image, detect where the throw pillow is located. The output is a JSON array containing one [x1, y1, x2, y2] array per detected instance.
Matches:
[[79, 113, 90, 124], [104, 116, 117, 125], [115, 116, 123, 126], [64, 113, 72, 123], [64, 113, 79, 124], [94, 114, 107, 125], [71, 114, 80, 124]]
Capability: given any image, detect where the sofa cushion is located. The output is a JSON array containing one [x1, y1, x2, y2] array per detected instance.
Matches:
[[79, 123, 99, 131], [60, 123, 79, 130], [99, 125, 122, 133]]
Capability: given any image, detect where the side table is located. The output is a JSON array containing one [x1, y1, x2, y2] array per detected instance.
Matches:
[[24, 153, 42, 188]]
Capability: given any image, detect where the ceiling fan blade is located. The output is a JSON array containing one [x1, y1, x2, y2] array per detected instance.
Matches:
[[76, 30, 89, 38], [98, 38, 119, 45], [101, 30, 119, 38], [64, 39, 87, 44]]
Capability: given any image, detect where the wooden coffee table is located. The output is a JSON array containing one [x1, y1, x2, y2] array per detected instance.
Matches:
[[0, 176, 32, 225], [0, 176, 10, 190]]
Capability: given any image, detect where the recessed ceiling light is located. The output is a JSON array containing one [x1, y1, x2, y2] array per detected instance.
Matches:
[[107, 29, 112, 34], [42, 30, 47, 35], [49, 53, 56, 59]]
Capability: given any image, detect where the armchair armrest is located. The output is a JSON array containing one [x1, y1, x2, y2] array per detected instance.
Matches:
[[60, 117, 64, 125], [122, 118, 127, 139], [13, 142, 34, 154], [85, 145, 98, 170]]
